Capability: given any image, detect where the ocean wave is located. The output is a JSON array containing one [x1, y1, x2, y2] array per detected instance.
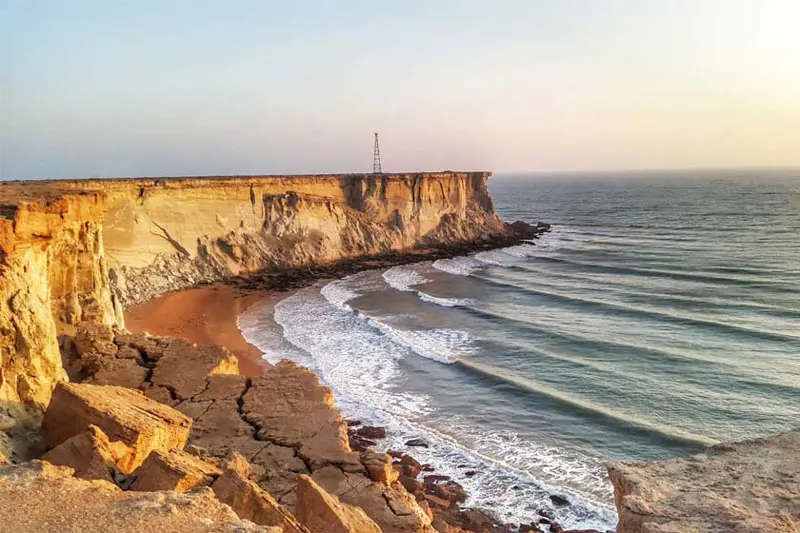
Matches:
[[370, 321, 473, 364], [433, 256, 484, 276], [456, 358, 718, 447], [258, 285, 617, 530], [418, 292, 473, 308], [475, 250, 514, 266], [382, 264, 473, 307], [320, 279, 361, 311], [382, 265, 431, 292]]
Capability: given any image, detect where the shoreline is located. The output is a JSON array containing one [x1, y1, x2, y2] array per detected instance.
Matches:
[[124, 284, 271, 377]]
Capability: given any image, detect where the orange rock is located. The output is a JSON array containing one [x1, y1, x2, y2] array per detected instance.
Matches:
[[150, 341, 239, 400], [242, 361, 360, 470], [212, 466, 307, 533], [295, 474, 381, 533], [312, 465, 433, 533], [128, 449, 221, 492], [41, 382, 191, 473], [87, 357, 148, 389], [361, 451, 398, 486], [41, 425, 129, 483], [0, 461, 280, 532]]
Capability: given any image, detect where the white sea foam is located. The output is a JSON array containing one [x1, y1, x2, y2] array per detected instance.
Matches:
[[370, 322, 474, 364], [382, 265, 430, 292], [320, 278, 361, 311], [433, 256, 484, 276], [272, 285, 430, 417], [418, 293, 473, 308], [383, 264, 473, 308], [475, 249, 514, 266], [501, 243, 540, 258], [241, 280, 617, 531]]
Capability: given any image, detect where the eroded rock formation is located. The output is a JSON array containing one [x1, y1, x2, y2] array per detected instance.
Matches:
[[608, 429, 800, 532], [0, 461, 279, 532], [0, 172, 506, 441]]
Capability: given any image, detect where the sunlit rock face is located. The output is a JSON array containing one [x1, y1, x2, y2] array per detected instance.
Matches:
[[0, 172, 504, 437]]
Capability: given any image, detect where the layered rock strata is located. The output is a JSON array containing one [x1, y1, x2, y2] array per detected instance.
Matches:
[[0, 172, 506, 437]]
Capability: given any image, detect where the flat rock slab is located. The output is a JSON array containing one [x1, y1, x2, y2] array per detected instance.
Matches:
[[0, 461, 280, 533], [41, 382, 191, 473], [150, 340, 240, 400], [608, 428, 800, 533], [242, 361, 360, 469]]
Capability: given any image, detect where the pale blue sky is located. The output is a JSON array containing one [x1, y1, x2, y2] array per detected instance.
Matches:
[[2, 0, 799, 178]]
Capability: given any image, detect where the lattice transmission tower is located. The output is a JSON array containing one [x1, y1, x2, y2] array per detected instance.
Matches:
[[372, 132, 382, 174]]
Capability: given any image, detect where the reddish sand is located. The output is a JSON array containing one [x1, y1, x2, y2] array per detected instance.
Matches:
[[124, 284, 271, 377]]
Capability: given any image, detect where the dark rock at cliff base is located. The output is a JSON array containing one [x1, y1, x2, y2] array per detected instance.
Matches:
[[549, 494, 570, 508], [504, 220, 551, 240], [396, 454, 422, 478], [423, 474, 450, 483], [349, 438, 376, 452], [405, 438, 429, 448], [354, 426, 386, 440]]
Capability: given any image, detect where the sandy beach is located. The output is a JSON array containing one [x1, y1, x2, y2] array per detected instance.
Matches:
[[124, 284, 271, 376]]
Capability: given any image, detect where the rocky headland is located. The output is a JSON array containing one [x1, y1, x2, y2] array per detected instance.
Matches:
[[0, 172, 796, 532]]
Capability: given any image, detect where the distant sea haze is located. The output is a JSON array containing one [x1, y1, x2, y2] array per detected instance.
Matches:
[[240, 169, 800, 531]]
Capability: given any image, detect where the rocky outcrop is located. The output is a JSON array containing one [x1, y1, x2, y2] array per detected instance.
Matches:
[[212, 462, 308, 533], [0, 461, 279, 532], [295, 474, 381, 533], [608, 428, 800, 532], [66, 330, 435, 532], [40, 382, 191, 472], [41, 424, 128, 482]]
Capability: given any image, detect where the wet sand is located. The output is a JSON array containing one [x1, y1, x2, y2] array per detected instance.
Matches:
[[124, 284, 271, 376]]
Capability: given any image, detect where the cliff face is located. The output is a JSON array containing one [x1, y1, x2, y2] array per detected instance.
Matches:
[[0, 172, 505, 442], [0, 191, 122, 445]]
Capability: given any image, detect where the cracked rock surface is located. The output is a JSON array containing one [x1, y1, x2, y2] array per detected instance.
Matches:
[[70, 323, 435, 532]]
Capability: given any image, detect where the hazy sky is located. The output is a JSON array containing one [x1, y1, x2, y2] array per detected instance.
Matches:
[[2, 0, 799, 178]]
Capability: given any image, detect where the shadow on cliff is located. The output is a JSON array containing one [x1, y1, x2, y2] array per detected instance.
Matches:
[[0, 399, 49, 463]]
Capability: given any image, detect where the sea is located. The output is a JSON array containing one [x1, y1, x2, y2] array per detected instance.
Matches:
[[239, 169, 800, 531]]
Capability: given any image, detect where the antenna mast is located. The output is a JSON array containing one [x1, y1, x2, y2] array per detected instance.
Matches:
[[372, 132, 382, 174]]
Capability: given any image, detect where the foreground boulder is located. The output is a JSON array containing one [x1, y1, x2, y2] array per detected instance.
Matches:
[[41, 382, 191, 472], [608, 428, 800, 533], [0, 461, 279, 532], [295, 474, 381, 533], [41, 424, 129, 482], [128, 449, 221, 492]]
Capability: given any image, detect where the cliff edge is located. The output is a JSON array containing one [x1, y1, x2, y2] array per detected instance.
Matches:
[[0, 172, 506, 449], [608, 429, 800, 532]]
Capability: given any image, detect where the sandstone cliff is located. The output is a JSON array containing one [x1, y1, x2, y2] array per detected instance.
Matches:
[[0, 173, 505, 452]]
